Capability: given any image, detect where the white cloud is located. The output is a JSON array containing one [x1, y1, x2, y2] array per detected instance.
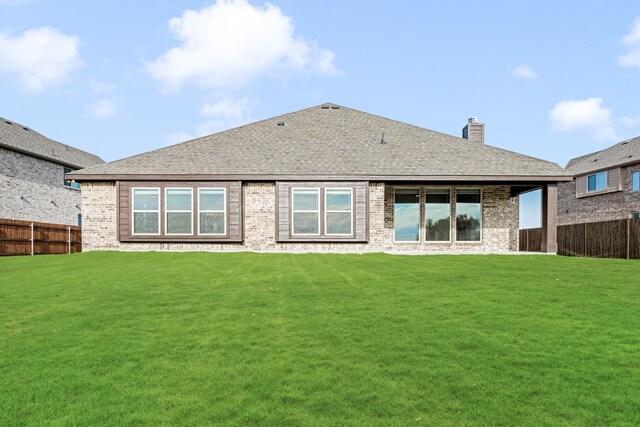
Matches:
[[88, 77, 116, 94], [511, 65, 539, 80], [0, 27, 81, 91], [619, 17, 640, 68], [146, 0, 340, 91], [86, 99, 116, 119], [549, 97, 617, 141]]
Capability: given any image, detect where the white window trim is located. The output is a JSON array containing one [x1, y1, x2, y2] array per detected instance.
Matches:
[[324, 188, 354, 236], [424, 188, 452, 243], [292, 188, 321, 236], [132, 187, 161, 236], [165, 188, 193, 236], [198, 188, 226, 236], [454, 188, 483, 244], [393, 187, 421, 243], [587, 171, 607, 193]]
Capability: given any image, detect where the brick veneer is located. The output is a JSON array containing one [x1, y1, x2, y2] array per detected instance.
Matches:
[[0, 147, 82, 225], [558, 162, 640, 226], [81, 181, 519, 252]]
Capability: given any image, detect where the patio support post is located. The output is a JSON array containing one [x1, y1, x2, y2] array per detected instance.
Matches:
[[540, 183, 558, 253]]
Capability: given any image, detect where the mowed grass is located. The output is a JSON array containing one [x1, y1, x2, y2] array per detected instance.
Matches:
[[1, 253, 639, 426]]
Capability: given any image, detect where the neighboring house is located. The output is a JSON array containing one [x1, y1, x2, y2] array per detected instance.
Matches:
[[69, 103, 570, 253], [0, 117, 104, 226], [558, 136, 640, 226]]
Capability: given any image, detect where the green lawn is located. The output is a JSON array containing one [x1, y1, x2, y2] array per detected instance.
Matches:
[[1, 252, 639, 426]]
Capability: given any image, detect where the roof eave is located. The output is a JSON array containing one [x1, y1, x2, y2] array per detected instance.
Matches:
[[0, 141, 92, 170], [67, 173, 573, 183]]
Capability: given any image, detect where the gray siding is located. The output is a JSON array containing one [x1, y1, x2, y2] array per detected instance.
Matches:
[[575, 167, 622, 198], [0, 146, 82, 225]]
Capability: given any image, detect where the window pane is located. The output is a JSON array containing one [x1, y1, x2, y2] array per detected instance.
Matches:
[[293, 212, 319, 234], [200, 189, 225, 211], [633, 172, 640, 192], [134, 212, 159, 234], [596, 172, 607, 190], [394, 189, 419, 241], [327, 212, 351, 234], [200, 212, 225, 234], [293, 190, 318, 211], [456, 190, 481, 241], [133, 189, 159, 210], [326, 190, 351, 211], [425, 190, 450, 241], [167, 212, 192, 234], [588, 174, 596, 191], [167, 189, 192, 211]]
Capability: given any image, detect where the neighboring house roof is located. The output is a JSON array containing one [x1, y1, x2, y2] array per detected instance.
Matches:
[[70, 103, 569, 182], [0, 116, 104, 169], [565, 136, 640, 176]]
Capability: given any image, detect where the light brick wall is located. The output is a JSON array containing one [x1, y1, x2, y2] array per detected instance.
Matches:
[[0, 147, 82, 225], [558, 163, 640, 226], [82, 181, 519, 253]]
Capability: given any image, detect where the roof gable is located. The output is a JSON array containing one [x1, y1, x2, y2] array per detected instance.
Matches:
[[71, 103, 568, 181], [0, 117, 103, 169]]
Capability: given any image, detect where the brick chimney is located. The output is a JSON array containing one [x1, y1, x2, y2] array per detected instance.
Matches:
[[462, 117, 484, 144]]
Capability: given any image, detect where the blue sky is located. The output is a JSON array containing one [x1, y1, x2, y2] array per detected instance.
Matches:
[[1, 1, 640, 228]]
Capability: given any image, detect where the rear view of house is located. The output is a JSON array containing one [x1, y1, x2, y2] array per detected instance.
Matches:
[[559, 136, 640, 225], [69, 103, 570, 253], [0, 117, 104, 226]]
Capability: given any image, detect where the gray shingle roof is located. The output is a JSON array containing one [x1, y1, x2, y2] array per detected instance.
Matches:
[[0, 116, 103, 169], [565, 136, 640, 176], [71, 103, 568, 181]]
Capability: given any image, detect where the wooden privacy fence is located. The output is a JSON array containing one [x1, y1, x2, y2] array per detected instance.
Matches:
[[519, 227, 542, 252], [0, 219, 81, 256], [519, 218, 640, 259]]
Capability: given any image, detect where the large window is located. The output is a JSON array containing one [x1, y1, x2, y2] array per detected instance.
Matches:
[[394, 189, 420, 242], [456, 189, 481, 242], [292, 188, 320, 235], [199, 188, 226, 235], [425, 189, 450, 241], [587, 171, 607, 192], [633, 171, 639, 192], [325, 188, 352, 235], [132, 188, 160, 235], [165, 188, 193, 234], [123, 182, 241, 242], [63, 167, 80, 189]]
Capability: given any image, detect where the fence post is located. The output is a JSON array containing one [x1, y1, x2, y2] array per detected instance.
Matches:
[[68, 226, 71, 254], [30, 222, 34, 256], [627, 218, 631, 260]]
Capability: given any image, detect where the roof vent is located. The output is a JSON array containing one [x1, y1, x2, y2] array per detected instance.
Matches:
[[5, 120, 12, 125], [321, 104, 331, 109], [621, 140, 629, 145], [22, 127, 29, 131], [592, 158, 598, 162], [331, 105, 340, 109], [276, 121, 285, 126]]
